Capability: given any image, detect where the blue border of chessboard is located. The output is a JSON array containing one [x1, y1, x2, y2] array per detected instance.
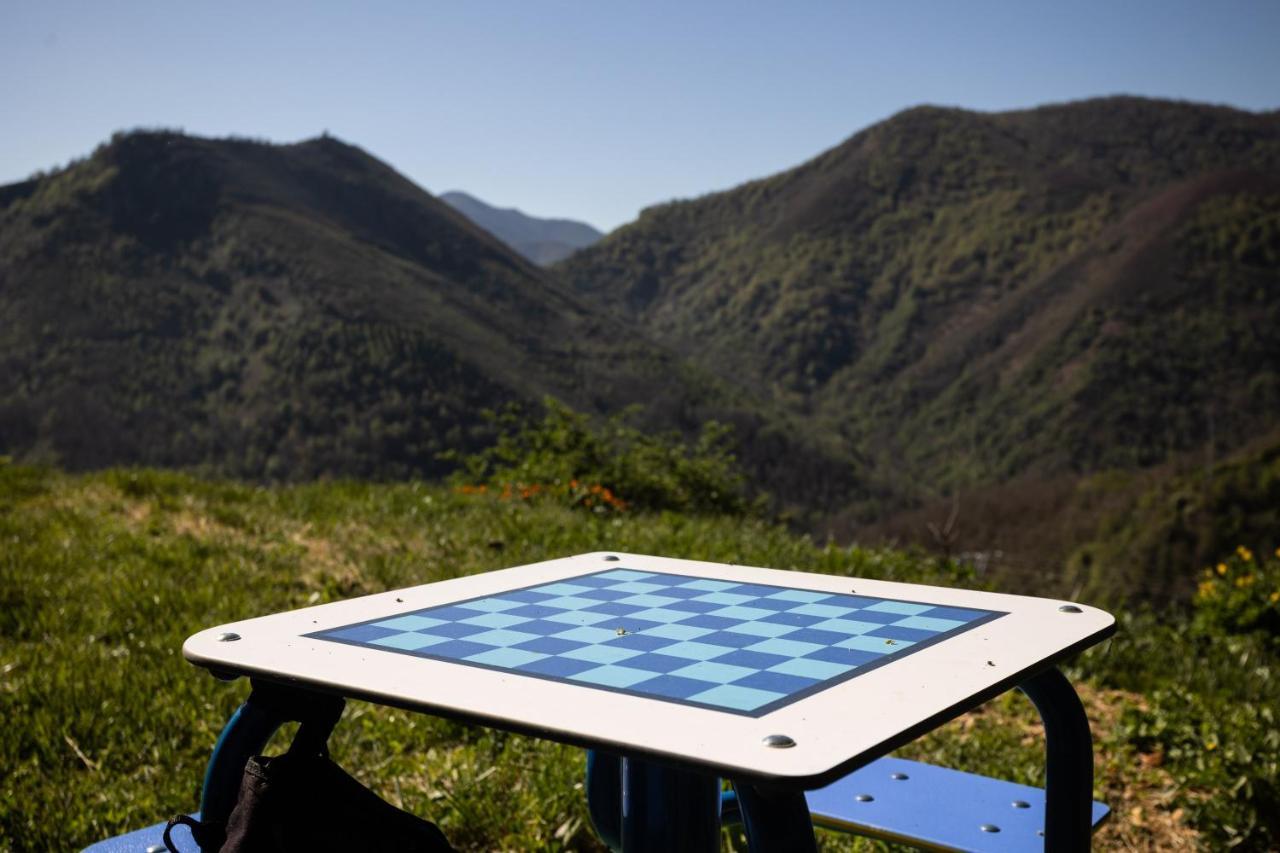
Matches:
[[307, 568, 1006, 717]]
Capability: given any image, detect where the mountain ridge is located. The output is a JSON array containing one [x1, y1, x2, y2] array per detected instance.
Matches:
[[0, 130, 859, 510], [440, 190, 602, 265], [556, 96, 1280, 587]]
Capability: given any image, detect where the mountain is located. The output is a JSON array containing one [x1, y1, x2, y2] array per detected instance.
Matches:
[[557, 97, 1280, 588], [0, 131, 856, 507], [559, 98, 1280, 488], [440, 191, 602, 265]]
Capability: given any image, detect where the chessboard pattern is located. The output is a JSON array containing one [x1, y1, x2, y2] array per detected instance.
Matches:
[[308, 568, 1005, 716]]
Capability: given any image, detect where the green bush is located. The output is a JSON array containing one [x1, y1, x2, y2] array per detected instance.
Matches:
[[1093, 545, 1280, 849], [449, 398, 757, 516], [1192, 546, 1280, 642]]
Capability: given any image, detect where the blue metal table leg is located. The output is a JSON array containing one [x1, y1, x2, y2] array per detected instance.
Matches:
[[586, 750, 623, 850], [198, 698, 287, 831], [733, 780, 818, 853], [1018, 666, 1094, 852], [586, 750, 722, 852], [621, 757, 722, 852]]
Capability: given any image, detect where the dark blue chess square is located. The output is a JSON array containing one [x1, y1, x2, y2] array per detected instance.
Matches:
[[845, 595, 889, 609], [579, 588, 630, 601], [515, 636, 586, 655], [713, 649, 792, 671], [420, 605, 487, 622], [695, 630, 768, 649], [621, 652, 697, 674], [588, 601, 645, 617], [323, 624, 398, 644], [866, 625, 935, 643], [518, 655, 600, 678], [920, 606, 985, 622], [636, 674, 715, 700], [840, 608, 901, 624], [733, 584, 786, 598], [495, 589, 554, 604], [741, 596, 801, 612], [663, 599, 725, 614], [681, 614, 741, 630], [806, 646, 881, 667], [423, 639, 492, 660], [782, 628, 852, 647], [648, 585, 712, 600], [732, 670, 819, 695], [498, 619, 575, 636], [608, 632, 676, 652], [758, 611, 827, 628], [506, 604, 564, 620], [414, 621, 487, 639]]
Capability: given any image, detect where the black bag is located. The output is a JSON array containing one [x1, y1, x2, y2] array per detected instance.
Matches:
[[164, 703, 454, 852]]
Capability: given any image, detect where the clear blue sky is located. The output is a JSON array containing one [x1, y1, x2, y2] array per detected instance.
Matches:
[[3, 1, 1277, 231]]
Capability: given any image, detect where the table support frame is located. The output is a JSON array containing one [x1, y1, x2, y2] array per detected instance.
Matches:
[[194, 666, 1094, 852], [1017, 666, 1095, 852]]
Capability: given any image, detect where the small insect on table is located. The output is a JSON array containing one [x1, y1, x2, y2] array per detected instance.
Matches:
[[181, 552, 1116, 852]]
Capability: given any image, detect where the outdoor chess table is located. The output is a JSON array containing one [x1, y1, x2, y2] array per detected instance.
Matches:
[[178, 552, 1116, 852]]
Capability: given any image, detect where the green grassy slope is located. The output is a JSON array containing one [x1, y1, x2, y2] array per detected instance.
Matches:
[[557, 98, 1280, 500], [3, 462, 1278, 849], [0, 131, 859, 511]]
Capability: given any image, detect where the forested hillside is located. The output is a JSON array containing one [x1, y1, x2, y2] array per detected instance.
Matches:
[[559, 97, 1280, 500], [0, 131, 856, 509]]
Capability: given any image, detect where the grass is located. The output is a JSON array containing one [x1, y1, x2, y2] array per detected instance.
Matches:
[[3, 463, 1270, 850]]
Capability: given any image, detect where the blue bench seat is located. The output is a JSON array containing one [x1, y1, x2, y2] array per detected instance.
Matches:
[[806, 756, 1109, 852]]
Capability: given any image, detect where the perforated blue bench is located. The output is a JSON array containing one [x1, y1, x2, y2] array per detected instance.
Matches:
[[805, 756, 1109, 851]]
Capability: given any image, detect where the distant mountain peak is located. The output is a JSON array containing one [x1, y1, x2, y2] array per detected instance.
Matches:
[[440, 190, 602, 266]]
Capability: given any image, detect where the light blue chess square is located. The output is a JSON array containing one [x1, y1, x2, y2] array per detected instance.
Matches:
[[689, 684, 783, 711], [692, 591, 755, 605], [672, 660, 756, 684], [708, 605, 774, 621], [643, 623, 714, 641], [608, 581, 667, 594], [745, 637, 824, 658], [618, 593, 682, 608], [562, 644, 642, 664], [629, 607, 694, 624], [864, 600, 932, 616], [658, 641, 734, 661], [570, 664, 659, 688], [371, 632, 447, 651], [465, 629, 540, 647], [765, 589, 832, 603], [540, 595, 600, 610], [534, 582, 595, 597], [465, 647, 548, 668], [767, 657, 854, 680], [678, 579, 739, 592], [544, 609, 612, 626], [893, 615, 967, 632], [373, 615, 447, 631], [553, 625, 621, 644], [456, 598, 525, 613], [725, 620, 797, 638], [836, 635, 904, 653], [809, 618, 882, 636], [786, 602, 858, 618], [596, 570, 656, 582], [458, 612, 532, 629]]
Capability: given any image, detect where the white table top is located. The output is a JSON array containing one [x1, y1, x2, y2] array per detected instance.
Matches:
[[184, 552, 1114, 786]]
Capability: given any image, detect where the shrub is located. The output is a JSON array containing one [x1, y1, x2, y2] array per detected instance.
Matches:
[[448, 399, 758, 516], [1192, 545, 1280, 643]]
